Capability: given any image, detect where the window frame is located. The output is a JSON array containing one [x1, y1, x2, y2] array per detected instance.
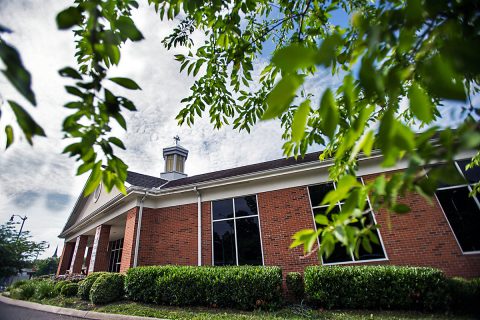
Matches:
[[307, 177, 389, 266], [435, 161, 480, 255], [108, 238, 124, 273], [210, 194, 265, 266]]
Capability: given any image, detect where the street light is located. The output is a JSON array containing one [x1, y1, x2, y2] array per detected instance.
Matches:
[[10, 214, 27, 241]]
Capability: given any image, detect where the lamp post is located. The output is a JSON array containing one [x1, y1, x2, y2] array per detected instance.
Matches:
[[10, 214, 27, 241]]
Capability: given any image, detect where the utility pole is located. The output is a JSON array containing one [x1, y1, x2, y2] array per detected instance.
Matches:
[[10, 214, 27, 240]]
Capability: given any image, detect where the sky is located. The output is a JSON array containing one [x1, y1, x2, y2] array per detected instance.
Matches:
[[0, 0, 340, 259]]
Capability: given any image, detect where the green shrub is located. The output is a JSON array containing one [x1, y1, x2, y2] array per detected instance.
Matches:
[[61, 283, 79, 297], [90, 273, 125, 304], [54, 280, 69, 294], [78, 272, 109, 300], [304, 266, 448, 311], [10, 279, 28, 289], [11, 281, 36, 300], [34, 280, 57, 299], [125, 265, 282, 310], [125, 266, 169, 303], [286, 272, 304, 301], [448, 277, 480, 314]]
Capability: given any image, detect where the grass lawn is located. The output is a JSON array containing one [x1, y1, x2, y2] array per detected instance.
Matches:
[[34, 297, 475, 320]]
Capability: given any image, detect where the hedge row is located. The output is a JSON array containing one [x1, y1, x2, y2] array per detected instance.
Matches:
[[304, 266, 449, 310], [125, 266, 283, 310]]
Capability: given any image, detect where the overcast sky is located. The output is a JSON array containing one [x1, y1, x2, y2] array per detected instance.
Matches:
[[0, 0, 339, 258]]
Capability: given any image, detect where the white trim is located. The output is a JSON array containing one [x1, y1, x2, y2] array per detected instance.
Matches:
[[255, 194, 266, 266]]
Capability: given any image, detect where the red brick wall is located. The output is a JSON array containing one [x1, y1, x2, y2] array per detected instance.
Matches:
[[70, 235, 88, 274], [57, 241, 75, 275], [138, 204, 198, 266], [201, 202, 212, 266], [258, 187, 320, 276], [88, 224, 111, 272], [120, 207, 138, 273], [358, 173, 480, 278]]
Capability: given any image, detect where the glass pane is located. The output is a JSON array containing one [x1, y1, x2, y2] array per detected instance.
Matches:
[[166, 155, 174, 171], [213, 220, 236, 266], [236, 217, 263, 265], [212, 199, 234, 220], [235, 196, 258, 217], [457, 159, 480, 184], [309, 183, 334, 207], [176, 157, 184, 172], [436, 187, 480, 252]]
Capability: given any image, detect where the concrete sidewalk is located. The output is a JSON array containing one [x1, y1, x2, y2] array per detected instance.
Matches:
[[0, 295, 166, 320]]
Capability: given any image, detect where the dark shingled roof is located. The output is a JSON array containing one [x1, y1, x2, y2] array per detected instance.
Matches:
[[126, 151, 323, 189], [161, 151, 323, 189], [126, 171, 167, 188]]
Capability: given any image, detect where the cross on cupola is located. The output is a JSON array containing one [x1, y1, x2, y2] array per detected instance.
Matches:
[[160, 136, 189, 181]]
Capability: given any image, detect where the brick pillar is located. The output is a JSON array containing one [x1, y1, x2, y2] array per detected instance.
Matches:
[[120, 208, 138, 273], [84, 247, 93, 275], [69, 235, 88, 274], [56, 241, 75, 276], [88, 225, 111, 272]]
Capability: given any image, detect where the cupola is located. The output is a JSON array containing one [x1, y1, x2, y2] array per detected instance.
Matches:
[[160, 135, 188, 181]]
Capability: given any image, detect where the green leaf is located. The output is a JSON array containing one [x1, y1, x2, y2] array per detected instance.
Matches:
[[392, 203, 410, 214], [272, 44, 317, 73], [108, 137, 126, 149], [8, 100, 45, 145], [84, 161, 102, 196], [420, 55, 466, 101], [263, 74, 304, 120], [109, 77, 141, 90], [0, 41, 36, 105], [116, 16, 144, 42], [77, 161, 96, 175], [319, 89, 339, 139], [408, 83, 434, 123], [315, 214, 329, 226], [65, 86, 84, 98], [291, 100, 311, 142], [315, 33, 343, 67], [56, 7, 83, 30], [58, 67, 83, 80], [5, 125, 13, 149]]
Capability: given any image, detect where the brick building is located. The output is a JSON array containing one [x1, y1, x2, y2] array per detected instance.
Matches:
[[57, 142, 480, 278]]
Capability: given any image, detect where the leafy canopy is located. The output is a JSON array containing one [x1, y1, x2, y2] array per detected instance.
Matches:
[[1, 0, 479, 259]]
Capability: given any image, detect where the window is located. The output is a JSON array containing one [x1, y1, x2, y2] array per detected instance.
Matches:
[[212, 195, 263, 266], [176, 156, 184, 172], [435, 160, 480, 253], [308, 179, 386, 264], [165, 155, 174, 171], [108, 238, 123, 272]]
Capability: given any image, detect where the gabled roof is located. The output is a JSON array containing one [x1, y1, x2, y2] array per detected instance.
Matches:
[[161, 151, 322, 189], [126, 171, 167, 188]]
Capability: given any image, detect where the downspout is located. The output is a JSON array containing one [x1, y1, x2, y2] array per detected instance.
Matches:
[[194, 186, 202, 266], [133, 191, 147, 267]]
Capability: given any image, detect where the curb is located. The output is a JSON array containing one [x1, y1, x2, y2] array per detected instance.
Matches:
[[0, 295, 167, 320]]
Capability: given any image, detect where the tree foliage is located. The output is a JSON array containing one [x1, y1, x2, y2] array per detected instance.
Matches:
[[1, 0, 479, 260], [34, 257, 59, 277], [0, 222, 48, 278]]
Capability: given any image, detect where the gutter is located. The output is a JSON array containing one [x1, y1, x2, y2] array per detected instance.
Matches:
[[194, 186, 201, 266], [133, 191, 147, 267]]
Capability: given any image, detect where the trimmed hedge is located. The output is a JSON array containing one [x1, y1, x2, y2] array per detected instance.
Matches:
[[304, 266, 448, 311], [54, 280, 69, 295], [125, 266, 167, 303], [61, 283, 79, 297], [10, 281, 36, 300], [78, 272, 109, 300], [449, 277, 480, 314], [286, 272, 304, 301], [126, 266, 283, 310], [90, 273, 125, 304]]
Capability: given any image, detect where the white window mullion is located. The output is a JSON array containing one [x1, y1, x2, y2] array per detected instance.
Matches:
[[232, 198, 239, 266]]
